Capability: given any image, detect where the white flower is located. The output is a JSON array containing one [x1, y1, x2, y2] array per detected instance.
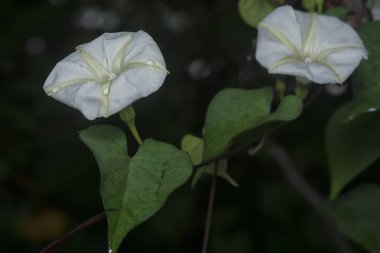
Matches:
[[255, 6, 368, 84], [368, 0, 380, 20], [43, 31, 168, 120]]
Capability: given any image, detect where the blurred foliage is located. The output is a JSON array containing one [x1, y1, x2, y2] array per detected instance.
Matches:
[[331, 184, 380, 252], [1, 0, 380, 253], [351, 21, 380, 120], [326, 103, 380, 199], [238, 0, 274, 28]]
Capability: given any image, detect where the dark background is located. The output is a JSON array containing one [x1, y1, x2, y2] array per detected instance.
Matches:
[[0, 0, 375, 252]]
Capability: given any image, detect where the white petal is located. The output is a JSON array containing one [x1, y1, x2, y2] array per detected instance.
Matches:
[[268, 60, 309, 78], [107, 66, 167, 116], [323, 50, 367, 83], [256, 6, 304, 73], [256, 35, 295, 71], [315, 15, 366, 54], [293, 9, 315, 51], [306, 62, 341, 84], [43, 52, 102, 118], [258, 6, 303, 51], [76, 32, 133, 70], [121, 31, 166, 70], [368, 0, 380, 20], [54, 81, 103, 120], [43, 52, 94, 93]]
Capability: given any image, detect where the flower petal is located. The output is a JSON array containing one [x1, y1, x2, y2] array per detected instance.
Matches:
[[322, 50, 367, 83], [256, 40, 295, 72], [306, 62, 342, 84], [72, 82, 104, 120], [266, 60, 309, 78], [256, 6, 303, 73], [43, 52, 95, 91], [315, 15, 367, 56], [107, 66, 167, 117], [76, 32, 133, 71], [43, 51, 98, 106], [121, 31, 167, 71], [258, 6, 303, 51]]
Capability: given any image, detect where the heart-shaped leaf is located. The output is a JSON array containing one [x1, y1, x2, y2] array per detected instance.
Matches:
[[181, 134, 204, 165], [349, 21, 380, 120], [80, 125, 192, 253], [326, 104, 380, 199], [331, 184, 380, 252], [238, 0, 274, 28], [203, 87, 302, 160], [195, 87, 302, 187]]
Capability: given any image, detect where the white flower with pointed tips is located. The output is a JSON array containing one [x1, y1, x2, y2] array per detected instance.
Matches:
[[43, 31, 168, 120], [255, 6, 368, 84], [368, 0, 380, 20]]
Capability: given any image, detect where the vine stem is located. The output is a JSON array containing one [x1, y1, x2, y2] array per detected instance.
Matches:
[[40, 88, 325, 253], [40, 212, 106, 253], [201, 162, 219, 253], [266, 143, 356, 253]]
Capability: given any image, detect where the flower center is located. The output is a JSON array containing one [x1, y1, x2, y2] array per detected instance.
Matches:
[[107, 72, 117, 81], [304, 56, 313, 63]]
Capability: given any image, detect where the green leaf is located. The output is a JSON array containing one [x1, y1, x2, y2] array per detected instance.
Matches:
[[205, 160, 238, 187], [203, 87, 271, 160], [324, 7, 351, 21], [331, 184, 380, 252], [203, 87, 302, 160], [302, 0, 324, 13], [238, 0, 273, 28], [180, 134, 237, 187], [349, 21, 380, 120], [194, 88, 302, 187], [326, 104, 380, 199], [80, 125, 192, 253], [181, 134, 203, 165], [181, 134, 238, 187], [264, 94, 303, 123], [192, 160, 238, 188]]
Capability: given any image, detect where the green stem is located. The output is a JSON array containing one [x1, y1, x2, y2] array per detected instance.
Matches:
[[275, 80, 286, 101], [120, 105, 143, 145], [201, 162, 218, 253], [295, 77, 311, 99], [127, 120, 142, 145]]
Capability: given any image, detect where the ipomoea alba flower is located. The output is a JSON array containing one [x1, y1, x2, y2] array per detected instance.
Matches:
[[43, 31, 168, 120], [255, 6, 368, 84], [368, 0, 380, 20]]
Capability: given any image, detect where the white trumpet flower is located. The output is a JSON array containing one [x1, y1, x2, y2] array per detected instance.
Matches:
[[368, 0, 380, 20], [43, 31, 168, 120], [255, 6, 368, 84]]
